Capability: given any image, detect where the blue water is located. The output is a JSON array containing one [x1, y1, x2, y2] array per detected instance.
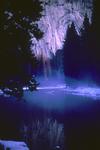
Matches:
[[0, 86, 100, 150]]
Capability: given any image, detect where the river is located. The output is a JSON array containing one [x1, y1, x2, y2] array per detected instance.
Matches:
[[0, 85, 100, 150]]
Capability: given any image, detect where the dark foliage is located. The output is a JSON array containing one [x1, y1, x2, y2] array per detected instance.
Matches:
[[80, 14, 91, 77], [63, 22, 81, 79], [0, 0, 43, 97], [63, 0, 100, 85], [90, 0, 100, 83]]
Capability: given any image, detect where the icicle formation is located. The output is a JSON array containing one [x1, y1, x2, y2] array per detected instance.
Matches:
[[31, 0, 92, 60]]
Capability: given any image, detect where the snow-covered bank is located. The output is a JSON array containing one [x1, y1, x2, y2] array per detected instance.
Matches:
[[0, 140, 29, 150], [1, 84, 100, 99]]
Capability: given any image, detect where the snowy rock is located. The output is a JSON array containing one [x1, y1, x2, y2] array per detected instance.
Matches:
[[0, 140, 29, 150], [32, 0, 93, 59]]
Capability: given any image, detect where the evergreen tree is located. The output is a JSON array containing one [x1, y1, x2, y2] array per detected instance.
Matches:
[[90, 0, 100, 83], [79, 0, 100, 84], [80, 14, 91, 76], [81, 14, 90, 37], [63, 22, 81, 79], [80, 0, 100, 84], [0, 0, 43, 96]]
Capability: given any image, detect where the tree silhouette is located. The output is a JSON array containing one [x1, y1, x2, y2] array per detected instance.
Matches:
[[80, 14, 91, 77], [80, 0, 100, 84], [63, 22, 81, 80], [0, 0, 43, 97]]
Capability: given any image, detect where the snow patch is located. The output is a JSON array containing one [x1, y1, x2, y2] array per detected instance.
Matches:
[[0, 140, 29, 150]]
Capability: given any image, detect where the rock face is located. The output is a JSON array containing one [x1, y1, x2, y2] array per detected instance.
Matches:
[[0, 140, 29, 150], [32, 0, 93, 59]]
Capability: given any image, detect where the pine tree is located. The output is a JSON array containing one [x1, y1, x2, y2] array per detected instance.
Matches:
[[80, 14, 91, 76], [81, 14, 90, 38], [63, 22, 81, 80], [80, 0, 100, 84]]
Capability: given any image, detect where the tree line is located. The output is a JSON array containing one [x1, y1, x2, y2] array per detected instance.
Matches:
[[63, 0, 100, 85]]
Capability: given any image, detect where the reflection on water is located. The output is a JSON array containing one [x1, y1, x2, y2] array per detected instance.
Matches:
[[0, 88, 100, 150], [21, 118, 64, 150]]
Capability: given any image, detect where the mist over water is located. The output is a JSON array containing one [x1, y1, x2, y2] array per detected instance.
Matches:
[[1, 73, 100, 150]]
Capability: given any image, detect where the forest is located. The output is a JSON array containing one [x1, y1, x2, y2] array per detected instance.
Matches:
[[63, 0, 100, 85]]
